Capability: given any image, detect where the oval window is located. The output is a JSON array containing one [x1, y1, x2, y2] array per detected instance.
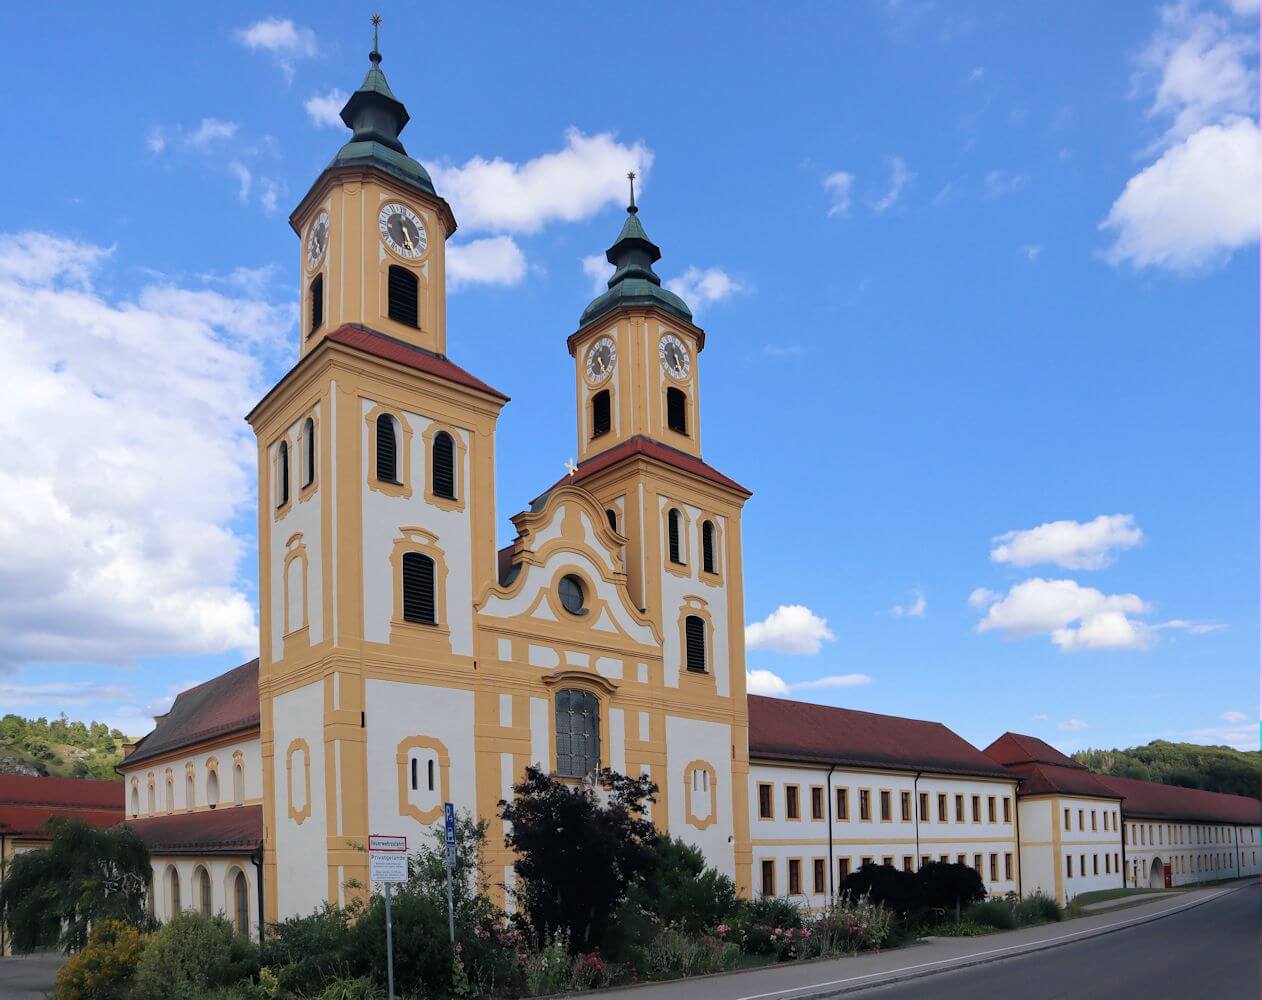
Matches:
[[559, 575, 587, 616]]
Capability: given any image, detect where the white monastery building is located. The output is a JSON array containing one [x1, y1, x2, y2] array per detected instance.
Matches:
[[116, 39, 1261, 936]]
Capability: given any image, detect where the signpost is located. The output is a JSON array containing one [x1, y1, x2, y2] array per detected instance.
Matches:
[[369, 834, 407, 1000], [443, 802, 457, 945]]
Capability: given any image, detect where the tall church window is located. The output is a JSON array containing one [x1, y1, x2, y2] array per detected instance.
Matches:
[[277, 441, 290, 507], [702, 520, 716, 574], [668, 508, 683, 564], [555, 688, 600, 778], [309, 273, 323, 335], [195, 866, 212, 915], [432, 431, 456, 499], [302, 418, 315, 488], [388, 265, 419, 327], [591, 389, 611, 438], [233, 762, 245, 806], [167, 865, 181, 913], [376, 414, 398, 483], [666, 387, 688, 435], [402, 552, 436, 625], [232, 869, 249, 937], [207, 769, 219, 809], [685, 615, 707, 672]]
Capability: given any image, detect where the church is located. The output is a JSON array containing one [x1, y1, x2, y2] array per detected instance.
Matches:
[[117, 39, 1262, 937]]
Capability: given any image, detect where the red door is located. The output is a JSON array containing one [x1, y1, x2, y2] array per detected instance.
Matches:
[[1163, 862, 1172, 888]]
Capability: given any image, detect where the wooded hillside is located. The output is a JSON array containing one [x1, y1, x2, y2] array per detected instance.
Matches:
[[0, 713, 130, 780], [1074, 740, 1260, 799]]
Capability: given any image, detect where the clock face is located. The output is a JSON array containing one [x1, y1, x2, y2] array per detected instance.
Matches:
[[306, 211, 329, 269], [585, 337, 616, 383], [659, 334, 691, 380], [378, 202, 427, 259]]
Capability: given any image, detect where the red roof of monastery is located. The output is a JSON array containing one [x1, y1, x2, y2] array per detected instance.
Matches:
[[124, 659, 260, 768], [536, 435, 751, 502], [0, 775, 125, 839], [748, 695, 1012, 779], [1096, 774, 1262, 826], [984, 732, 1079, 768], [324, 325, 508, 401], [983, 732, 1122, 801], [123, 805, 263, 856]]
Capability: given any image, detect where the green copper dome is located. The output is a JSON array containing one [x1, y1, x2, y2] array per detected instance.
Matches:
[[579, 202, 693, 328], [329, 44, 435, 195]]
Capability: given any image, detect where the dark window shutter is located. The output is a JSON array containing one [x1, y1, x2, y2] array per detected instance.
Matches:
[[668, 508, 682, 564], [277, 441, 290, 506], [410, 758, 417, 790], [685, 615, 706, 672], [555, 689, 600, 778], [606, 509, 618, 533], [702, 521, 715, 573], [591, 390, 611, 438], [388, 265, 419, 327], [303, 418, 315, 488], [309, 274, 323, 334], [401, 552, 436, 624], [432, 431, 455, 499], [666, 387, 688, 434], [376, 414, 397, 483]]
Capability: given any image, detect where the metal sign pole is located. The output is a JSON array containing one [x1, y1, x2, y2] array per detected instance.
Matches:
[[369, 834, 406, 1000], [385, 882, 395, 1000], [444, 802, 457, 946]]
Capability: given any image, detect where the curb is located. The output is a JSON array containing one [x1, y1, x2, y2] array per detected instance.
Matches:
[[736, 883, 1248, 999]]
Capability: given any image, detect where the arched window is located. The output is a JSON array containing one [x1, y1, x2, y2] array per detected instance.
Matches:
[[702, 520, 716, 574], [668, 508, 683, 564], [591, 389, 611, 438], [555, 688, 600, 778], [195, 865, 212, 915], [309, 273, 324, 334], [233, 762, 245, 806], [685, 615, 707, 673], [147, 778, 155, 815], [666, 387, 688, 435], [376, 414, 398, 483], [207, 769, 219, 808], [165, 774, 174, 814], [388, 265, 419, 327], [167, 865, 181, 913], [186, 771, 195, 811], [432, 431, 455, 499], [277, 440, 290, 507], [302, 417, 315, 488], [130, 785, 139, 817], [402, 552, 436, 625], [605, 509, 618, 533], [232, 869, 249, 938]]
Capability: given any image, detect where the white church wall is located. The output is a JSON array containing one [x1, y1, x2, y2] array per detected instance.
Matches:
[[665, 715, 735, 878], [270, 408, 324, 657], [272, 680, 327, 918]]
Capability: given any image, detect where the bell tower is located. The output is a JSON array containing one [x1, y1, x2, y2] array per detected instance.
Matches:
[[290, 19, 456, 358]]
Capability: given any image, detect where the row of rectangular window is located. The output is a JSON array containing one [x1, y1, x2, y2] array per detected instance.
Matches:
[[757, 783, 1012, 826], [1125, 820, 1249, 847], [759, 852, 1015, 897], [1062, 806, 1120, 834], [1064, 852, 1120, 878]]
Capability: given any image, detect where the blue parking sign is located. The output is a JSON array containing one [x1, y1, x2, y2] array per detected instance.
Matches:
[[444, 802, 456, 845]]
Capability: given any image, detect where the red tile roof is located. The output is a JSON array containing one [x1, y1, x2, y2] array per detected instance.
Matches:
[[535, 435, 751, 503], [124, 659, 260, 768], [0, 776, 124, 839], [984, 732, 1079, 769], [324, 325, 508, 401], [748, 695, 1013, 779], [1096, 774, 1262, 826], [982, 732, 1123, 801], [123, 805, 263, 856]]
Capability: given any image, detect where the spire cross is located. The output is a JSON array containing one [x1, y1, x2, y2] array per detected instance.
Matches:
[[627, 170, 637, 213], [370, 13, 382, 61]]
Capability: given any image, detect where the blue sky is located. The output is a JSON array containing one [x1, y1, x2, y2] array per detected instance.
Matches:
[[0, 1, 1255, 755]]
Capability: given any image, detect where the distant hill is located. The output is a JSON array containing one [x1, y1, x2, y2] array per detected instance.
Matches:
[[0, 713, 132, 781], [1073, 740, 1260, 800]]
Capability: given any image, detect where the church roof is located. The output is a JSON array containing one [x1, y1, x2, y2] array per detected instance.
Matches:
[[748, 695, 1013, 780], [123, 660, 260, 769], [0, 776, 124, 839], [124, 805, 263, 856]]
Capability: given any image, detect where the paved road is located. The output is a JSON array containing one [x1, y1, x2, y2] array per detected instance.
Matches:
[[0, 952, 62, 999], [859, 881, 1258, 999]]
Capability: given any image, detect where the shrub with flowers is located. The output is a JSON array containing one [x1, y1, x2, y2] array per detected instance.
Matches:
[[54, 920, 148, 1000], [810, 892, 895, 955]]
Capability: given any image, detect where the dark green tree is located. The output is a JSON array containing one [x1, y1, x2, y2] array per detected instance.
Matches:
[[499, 766, 658, 952], [0, 818, 151, 953]]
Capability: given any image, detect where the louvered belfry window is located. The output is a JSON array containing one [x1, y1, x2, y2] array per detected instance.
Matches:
[[277, 441, 290, 506], [685, 615, 707, 672], [309, 274, 323, 334], [376, 414, 397, 482], [432, 431, 456, 499], [555, 688, 600, 778], [702, 520, 716, 573], [591, 389, 611, 438], [303, 418, 315, 487], [666, 387, 687, 434], [401, 552, 436, 624], [668, 508, 682, 564], [388, 265, 419, 327]]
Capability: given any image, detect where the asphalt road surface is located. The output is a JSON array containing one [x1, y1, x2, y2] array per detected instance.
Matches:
[[0, 951, 62, 999], [859, 882, 1259, 999]]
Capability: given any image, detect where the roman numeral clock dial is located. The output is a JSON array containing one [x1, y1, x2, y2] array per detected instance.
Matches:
[[379, 202, 427, 259], [585, 337, 616, 382], [306, 211, 329, 270], [659, 333, 691, 380]]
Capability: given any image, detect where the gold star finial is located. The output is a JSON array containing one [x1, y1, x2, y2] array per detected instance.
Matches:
[[627, 170, 637, 212]]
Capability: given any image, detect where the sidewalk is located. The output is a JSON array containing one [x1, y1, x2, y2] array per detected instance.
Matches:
[[598, 881, 1252, 1000]]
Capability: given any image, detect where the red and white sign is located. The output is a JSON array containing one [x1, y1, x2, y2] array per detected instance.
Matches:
[[369, 834, 408, 882]]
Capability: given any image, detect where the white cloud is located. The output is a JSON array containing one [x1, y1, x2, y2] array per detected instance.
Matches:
[[147, 118, 238, 155], [746, 668, 872, 698], [746, 605, 837, 655], [0, 680, 133, 708], [228, 160, 252, 202], [1223, 0, 1257, 15], [873, 156, 913, 213], [429, 129, 652, 235], [890, 589, 926, 618], [305, 89, 348, 129], [1221, 710, 1249, 724], [823, 171, 855, 217], [1103, 2, 1258, 271], [0, 231, 285, 672], [983, 169, 1031, 199], [665, 267, 744, 312], [258, 177, 281, 215], [990, 514, 1143, 570], [447, 236, 527, 289], [1031, 713, 1051, 722], [971, 578, 1153, 651], [1058, 718, 1088, 730], [235, 18, 317, 78], [581, 253, 613, 295], [1022, 243, 1043, 262], [967, 66, 985, 83], [1102, 117, 1259, 271]]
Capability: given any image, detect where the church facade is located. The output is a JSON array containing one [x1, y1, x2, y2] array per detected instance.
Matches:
[[117, 42, 1261, 936]]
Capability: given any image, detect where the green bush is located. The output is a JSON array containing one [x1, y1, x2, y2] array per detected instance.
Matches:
[[643, 928, 742, 977], [261, 904, 366, 996], [734, 897, 806, 957], [840, 863, 919, 916], [1015, 891, 1063, 924], [54, 920, 148, 999], [810, 893, 895, 955], [915, 862, 986, 914], [628, 837, 743, 935], [315, 978, 386, 1000], [131, 911, 258, 1000], [963, 898, 1016, 930]]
